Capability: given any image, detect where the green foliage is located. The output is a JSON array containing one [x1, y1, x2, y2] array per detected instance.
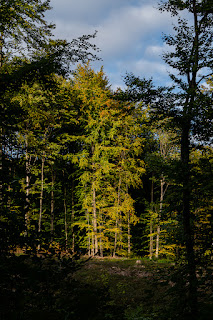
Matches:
[[71, 63, 147, 256]]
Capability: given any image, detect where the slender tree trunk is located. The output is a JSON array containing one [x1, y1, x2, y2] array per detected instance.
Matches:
[[87, 209, 91, 256], [149, 175, 154, 259], [71, 179, 75, 253], [0, 126, 2, 211], [113, 218, 118, 257], [99, 230, 103, 257], [119, 218, 123, 252], [156, 176, 164, 258], [64, 185, 68, 252], [92, 182, 98, 254], [38, 155, 45, 250], [127, 212, 131, 257], [126, 184, 131, 257], [99, 210, 103, 257], [91, 232, 95, 257], [113, 176, 121, 257], [50, 166, 55, 243], [0, 34, 3, 211], [0, 33, 3, 69], [91, 143, 98, 256], [25, 140, 31, 236]]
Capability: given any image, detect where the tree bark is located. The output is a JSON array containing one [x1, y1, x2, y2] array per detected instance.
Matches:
[[64, 185, 68, 252], [87, 208, 91, 256], [113, 218, 118, 257], [113, 176, 121, 257], [181, 120, 197, 317], [71, 179, 75, 253], [38, 155, 45, 250], [179, 2, 198, 315], [149, 175, 154, 259], [0, 33, 4, 216], [156, 176, 164, 258], [126, 184, 131, 257], [25, 140, 31, 236], [99, 210, 103, 257], [92, 182, 98, 255], [127, 213, 131, 257], [0, 33, 4, 212], [0, 126, 2, 211], [50, 166, 55, 243], [91, 231, 95, 257]]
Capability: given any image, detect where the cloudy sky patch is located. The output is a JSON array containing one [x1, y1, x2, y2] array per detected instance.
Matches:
[[46, 0, 176, 89]]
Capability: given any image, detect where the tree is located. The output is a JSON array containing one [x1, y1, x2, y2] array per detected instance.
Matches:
[[157, 0, 213, 317], [0, 1, 100, 253], [71, 64, 146, 256], [151, 121, 179, 259], [0, 0, 54, 235], [0, 0, 100, 215], [108, 101, 146, 256], [190, 146, 213, 262]]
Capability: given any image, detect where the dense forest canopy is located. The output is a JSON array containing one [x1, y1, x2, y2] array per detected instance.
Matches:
[[0, 1, 212, 319]]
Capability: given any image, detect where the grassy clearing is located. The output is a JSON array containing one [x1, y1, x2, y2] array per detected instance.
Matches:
[[0, 255, 212, 320]]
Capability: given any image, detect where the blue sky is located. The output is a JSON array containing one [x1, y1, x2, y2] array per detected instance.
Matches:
[[46, 0, 177, 90]]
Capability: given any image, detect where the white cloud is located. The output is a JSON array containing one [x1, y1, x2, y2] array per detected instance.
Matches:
[[47, 2, 173, 60], [145, 42, 171, 59], [116, 58, 172, 80], [48, 0, 135, 24], [45, 0, 176, 89], [52, 20, 95, 40], [134, 59, 169, 75], [97, 5, 172, 59]]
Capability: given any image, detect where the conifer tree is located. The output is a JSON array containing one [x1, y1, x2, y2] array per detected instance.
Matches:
[[72, 64, 146, 256], [72, 63, 113, 255]]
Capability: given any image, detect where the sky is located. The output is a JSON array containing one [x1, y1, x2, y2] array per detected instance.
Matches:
[[45, 0, 177, 90]]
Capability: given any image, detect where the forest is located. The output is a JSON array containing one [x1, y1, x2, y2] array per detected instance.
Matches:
[[0, 0, 212, 319]]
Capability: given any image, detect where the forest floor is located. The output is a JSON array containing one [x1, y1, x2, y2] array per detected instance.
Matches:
[[0, 254, 212, 320]]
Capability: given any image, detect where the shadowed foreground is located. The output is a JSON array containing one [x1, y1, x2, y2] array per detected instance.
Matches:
[[0, 255, 212, 320]]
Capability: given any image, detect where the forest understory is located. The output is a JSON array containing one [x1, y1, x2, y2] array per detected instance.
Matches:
[[0, 254, 212, 320]]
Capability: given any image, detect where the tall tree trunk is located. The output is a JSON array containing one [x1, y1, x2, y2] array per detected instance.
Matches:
[[113, 218, 118, 257], [38, 155, 45, 250], [126, 184, 131, 257], [181, 120, 197, 316], [25, 140, 31, 236], [113, 176, 121, 257], [182, 2, 198, 314], [91, 231, 95, 257], [156, 176, 164, 258], [99, 230, 103, 257], [50, 166, 55, 243], [99, 210, 103, 257], [127, 212, 131, 257], [149, 175, 154, 259], [87, 209, 91, 256], [0, 126, 2, 211], [118, 218, 123, 252], [180, 2, 198, 313], [0, 33, 3, 212], [91, 142, 98, 256], [71, 179, 75, 253], [92, 182, 98, 254], [64, 185, 68, 252]]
